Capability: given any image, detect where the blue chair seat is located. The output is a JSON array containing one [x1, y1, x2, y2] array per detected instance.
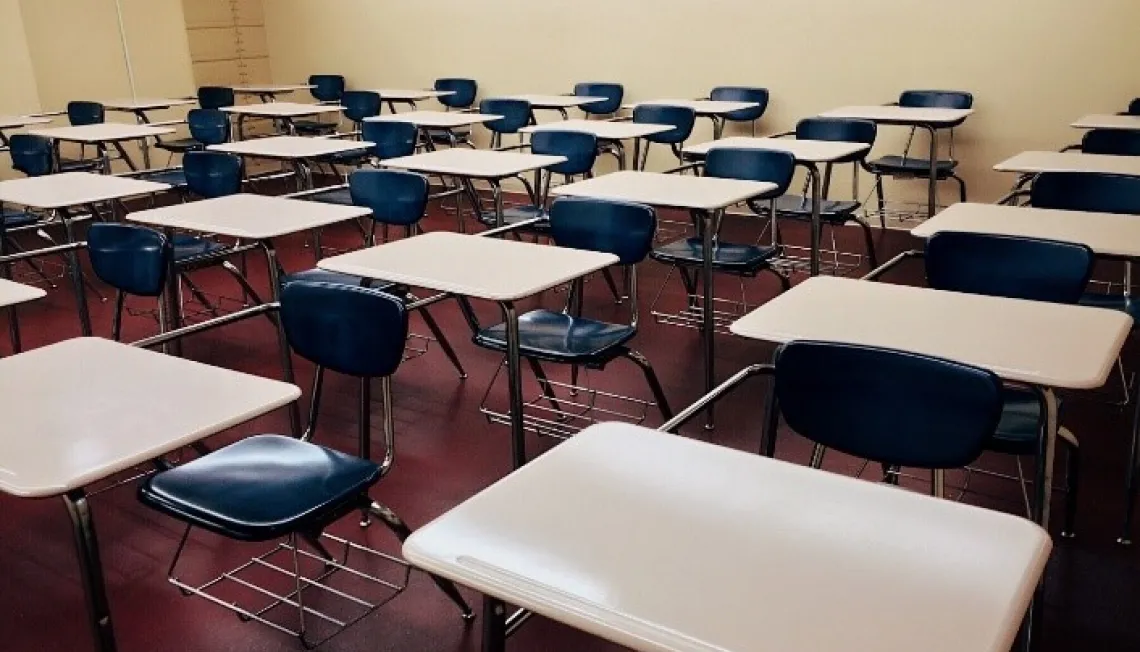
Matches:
[[988, 387, 1056, 455], [135, 169, 188, 188], [292, 120, 338, 136], [320, 148, 372, 165], [1079, 292, 1140, 329], [59, 158, 102, 173], [774, 196, 861, 222], [476, 205, 550, 230], [282, 268, 402, 295], [2, 207, 40, 228], [306, 186, 355, 206], [475, 309, 636, 364], [650, 237, 780, 275], [156, 137, 205, 153], [173, 234, 225, 263], [867, 156, 958, 177], [138, 434, 380, 542]]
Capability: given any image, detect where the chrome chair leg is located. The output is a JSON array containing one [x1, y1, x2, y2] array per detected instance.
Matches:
[[623, 349, 673, 421], [365, 499, 475, 620]]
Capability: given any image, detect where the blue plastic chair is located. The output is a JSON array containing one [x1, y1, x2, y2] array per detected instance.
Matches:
[[1081, 129, 1140, 156], [317, 91, 384, 168], [362, 120, 417, 160], [632, 104, 696, 170], [925, 230, 1092, 532], [156, 109, 232, 157], [574, 82, 623, 117], [480, 98, 532, 149], [427, 78, 478, 148], [1128, 99, 1140, 116], [288, 169, 467, 378], [472, 197, 673, 432], [197, 86, 235, 110], [866, 89, 973, 211], [137, 281, 473, 647], [475, 130, 599, 230], [292, 74, 345, 136], [183, 151, 243, 199], [650, 147, 793, 289], [57, 101, 107, 171], [8, 134, 54, 177], [709, 86, 769, 135], [765, 341, 1002, 490], [86, 223, 172, 340], [770, 117, 879, 267]]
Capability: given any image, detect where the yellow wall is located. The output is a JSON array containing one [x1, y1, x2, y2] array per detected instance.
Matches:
[[0, 0, 195, 177], [263, 0, 1140, 202]]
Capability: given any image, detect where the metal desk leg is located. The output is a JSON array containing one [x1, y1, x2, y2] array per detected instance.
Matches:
[[60, 208, 93, 337], [261, 239, 302, 437], [806, 162, 822, 276], [1119, 379, 1140, 544], [924, 125, 939, 218], [631, 138, 640, 172], [133, 110, 152, 169], [237, 114, 246, 141], [160, 227, 183, 356], [1032, 387, 1059, 529], [64, 489, 118, 652], [712, 116, 725, 140], [8, 307, 22, 354], [491, 180, 505, 228], [501, 301, 526, 468], [699, 209, 717, 430], [482, 596, 507, 652]]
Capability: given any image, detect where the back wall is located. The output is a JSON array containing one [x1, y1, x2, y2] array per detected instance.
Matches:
[[263, 0, 1140, 202]]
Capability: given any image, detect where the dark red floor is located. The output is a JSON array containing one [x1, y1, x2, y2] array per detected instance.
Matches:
[[2, 197, 1139, 651]]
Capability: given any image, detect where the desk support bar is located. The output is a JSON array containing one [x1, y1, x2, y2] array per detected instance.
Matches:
[[861, 249, 923, 282], [659, 363, 774, 434], [131, 302, 279, 349]]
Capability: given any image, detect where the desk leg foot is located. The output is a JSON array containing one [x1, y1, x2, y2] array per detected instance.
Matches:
[[64, 490, 118, 652], [482, 596, 507, 652]]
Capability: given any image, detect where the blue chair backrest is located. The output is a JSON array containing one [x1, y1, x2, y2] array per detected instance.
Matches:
[[775, 341, 1002, 469], [633, 105, 696, 144], [710, 86, 769, 122], [309, 74, 345, 102], [280, 280, 408, 378], [531, 130, 598, 176], [899, 90, 973, 109], [187, 109, 230, 145], [197, 86, 235, 110], [183, 151, 242, 198], [67, 101, 105, 126], [360, 120, 417, 160], [704, 147, 796, 195], [434, 78, 477, 109], [574, 82, 623, 115], [349, 169, 428, 227], [1128, 98, 1140, 116], [87, 223, 171, 297], [480, 99, 532, 135], [548, 197, 656, 265], [925, 231, 1094, 304], [1081, 129, 1140, 156], [796, 117, 877, 145], [8, 134, 54, 177], [1030, 172, 1140, 215], [342, 91, 382, 124]]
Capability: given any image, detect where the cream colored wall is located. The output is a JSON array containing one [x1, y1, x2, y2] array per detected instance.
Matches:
[[0, 0, 40, 115], [263, 0, 1140, 202]]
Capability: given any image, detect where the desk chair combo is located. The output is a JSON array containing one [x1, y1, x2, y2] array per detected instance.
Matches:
[[305, 118, 421, 209], [706, 86, 770, 136], [866, 89, 973, 226], [650, 147, 794, 334], [292, 74, 346, 136], [575, 81, 626, 165], [474, 129, 599, 232], [474, 196, 674, 439], [144, 109, 233, 186], [137, 280, 474, 648], [628, 104, 696, 171], [4, 135, 105, 292], [197, 86, 236, 110], [288, 169, 468, 378], [774, 117, 880, 273], [429, 77, 479, 148]]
